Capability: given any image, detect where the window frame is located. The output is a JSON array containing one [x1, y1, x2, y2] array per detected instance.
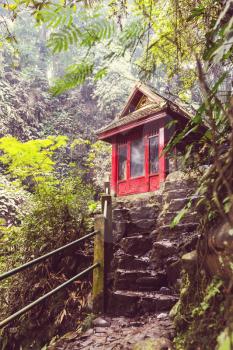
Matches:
[[118, 143, 127, 181], [149, 134, 159, 175], [130, 137, 145, 179]]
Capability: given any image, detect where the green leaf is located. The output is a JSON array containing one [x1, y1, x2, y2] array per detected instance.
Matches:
[[187, 6, 205, 21]]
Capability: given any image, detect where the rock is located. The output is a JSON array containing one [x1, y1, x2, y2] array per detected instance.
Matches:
[[168, 198, 189, 212], [151, 240, 177, 260], [113, 220, 127, 241], [114, 270, 152, 290], [136, 272, 167, 290], [121, 236, 152, 256], [181, 250, 197, 273], [159, 211, 198, 226], [130, 206, 158, 220], [80, 328, 94, 338], [132, 337, 173, 350], [139, 294, 178, 313], [108, 290, 140, 316], [164, 176, 195, 191], [157, 313, 168, 319], [116, 255, 150, 270], [93, 317, 111, 327], [158, 223, 198, 237], [94, 327, 107, 333], [167, 260, 181, 285], [113, 208, 130, 221], [126, 219, 155, 235], [150, 229, 159, 241], [159, 287, 171, 295], [165, 189, 191, 201]]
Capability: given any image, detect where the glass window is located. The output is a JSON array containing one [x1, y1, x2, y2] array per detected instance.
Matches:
[[130, 138, 144, 178], [118, 145, 127, 180], [149, 135, 159, 174]]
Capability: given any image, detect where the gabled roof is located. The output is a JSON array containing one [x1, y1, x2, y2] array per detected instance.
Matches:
[[97, 103, 166, 134], [120, 82, 164, 117], [96, 83, 194, 139]]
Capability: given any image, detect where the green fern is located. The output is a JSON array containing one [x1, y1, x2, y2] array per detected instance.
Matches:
[[36, 5, 75, 28], [101, 21, 146, 64], [47, 20, 115, 53], [119, 21, 145, 50], [50, 62, 94, 95]]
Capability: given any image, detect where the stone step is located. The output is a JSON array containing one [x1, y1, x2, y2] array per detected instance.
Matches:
[[120, 235, 152, 256], [108, 290, 178, 316], [115, 194, 163, 210], [129, 205, 160, 221], [158, 211, 199, 226], [113, 254, 150, 270], [150, 240, 178, 261], [126, 219, 156, 235], [114, 269, 167, 291], [164, 179, 197, 192], [168, 196, 200, 212], [113, 208, 130, 221], [164, 189, 192, 201], [113, 220, 155, 241], [158, 223, 199, 238]]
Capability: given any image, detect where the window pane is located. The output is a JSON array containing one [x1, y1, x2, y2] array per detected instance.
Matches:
[[130, 138, 144, 178], [149, 135, 159, 174], [118, 145, 127, 180]]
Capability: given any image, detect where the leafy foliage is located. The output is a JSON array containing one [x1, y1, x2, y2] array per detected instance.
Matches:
[[47, 19, 116, 53], [50, 62, 94, 95], [0, 136, 95, 349], [174, 272, 229, 350], [0, 0, 232, 348], [0, 136, 67, 184]]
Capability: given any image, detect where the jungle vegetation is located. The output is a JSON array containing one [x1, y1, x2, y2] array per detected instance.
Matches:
[[0, 0, 232, 349]]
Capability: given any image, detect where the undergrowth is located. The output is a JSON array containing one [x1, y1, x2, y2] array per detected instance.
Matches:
[[174, 268, 232, 350]]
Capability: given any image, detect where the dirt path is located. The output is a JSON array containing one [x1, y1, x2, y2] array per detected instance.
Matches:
[[50, 313, 175, 350]]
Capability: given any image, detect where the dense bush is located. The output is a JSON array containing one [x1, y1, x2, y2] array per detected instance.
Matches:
[[0, 136, 97, 349]]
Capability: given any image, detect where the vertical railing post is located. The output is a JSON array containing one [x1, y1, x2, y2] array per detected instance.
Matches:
[[93, 178, 113, 314], [93, 215, 106, 313]]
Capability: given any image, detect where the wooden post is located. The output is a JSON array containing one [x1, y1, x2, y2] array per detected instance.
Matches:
[[93, 181, 113, 314], [93, 215, 105, 314], [101, 193, 113, 311], [104, 175, 111, 195]]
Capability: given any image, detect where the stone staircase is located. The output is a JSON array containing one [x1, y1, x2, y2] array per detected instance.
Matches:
[[107, 173, 200, 316]]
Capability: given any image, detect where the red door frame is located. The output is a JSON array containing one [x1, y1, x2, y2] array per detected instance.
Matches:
[[112, 121, 166, 196]]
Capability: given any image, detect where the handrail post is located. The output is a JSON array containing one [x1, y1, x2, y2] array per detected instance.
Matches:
[[93, 180, 113, 314], [93, 215, 106, 313]]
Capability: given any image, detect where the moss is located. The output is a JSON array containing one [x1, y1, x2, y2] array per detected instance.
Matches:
[[173, 269, 231, 350]]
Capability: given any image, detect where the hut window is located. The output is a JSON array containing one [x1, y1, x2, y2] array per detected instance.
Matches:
[[130, 138, 144, 178], [118, 144, 127, 180], [149, 135, 159, 174]]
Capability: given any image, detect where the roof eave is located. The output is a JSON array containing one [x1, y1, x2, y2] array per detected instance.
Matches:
[[97, 109, 167, 141]]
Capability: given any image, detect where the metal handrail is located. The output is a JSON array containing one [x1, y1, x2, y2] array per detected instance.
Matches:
[[0, 231, 98, 282], [0, 263, 99, 328]]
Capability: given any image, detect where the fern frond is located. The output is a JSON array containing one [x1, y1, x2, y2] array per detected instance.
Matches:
[[50, 62, 94, 95], [119, 21, 145, 50], [38, 6, 75, 28], [47, 20, 115, 53], [94, 67, 108, 81]]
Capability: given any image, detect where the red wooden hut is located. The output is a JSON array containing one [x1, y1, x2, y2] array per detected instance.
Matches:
[[97, 83, 200, 196]]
